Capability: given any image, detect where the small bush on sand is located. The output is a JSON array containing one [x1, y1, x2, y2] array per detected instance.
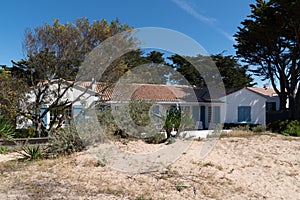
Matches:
[[232, 124, 250, 132], [143, 132, 166, 144], [251, 125, 266, 133], [20, 145, 44, 160], [0, 145, 8, 154], [282, 120, 300, 137], [47, 125, 85, 157], [268, 120, 300, 137]]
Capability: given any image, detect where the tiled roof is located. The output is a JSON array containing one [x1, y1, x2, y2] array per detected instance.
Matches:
[[76, 82, 219, 102], [74, 82, 277, 102], [247, 87, 278, 97]]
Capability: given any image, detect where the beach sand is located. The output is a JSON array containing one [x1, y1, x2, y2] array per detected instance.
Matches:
[[0, 133, 299, 199]]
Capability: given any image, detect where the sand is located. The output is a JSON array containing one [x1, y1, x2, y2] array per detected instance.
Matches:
[[0, 133, 299, 199]]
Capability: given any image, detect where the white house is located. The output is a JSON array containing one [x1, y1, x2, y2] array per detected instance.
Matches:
[[20, 81, 271, 130], [221, 88, 266, 125]]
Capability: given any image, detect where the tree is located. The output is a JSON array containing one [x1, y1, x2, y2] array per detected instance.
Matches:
[[169, 54, 255, 88], [234, 0, 300, 119], [13, 18, 132, 137], [0, 67, 28, 124], [212, 54, 255, 88]]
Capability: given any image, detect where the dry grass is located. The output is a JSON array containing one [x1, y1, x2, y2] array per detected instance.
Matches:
[[0, 133, 299, 199]]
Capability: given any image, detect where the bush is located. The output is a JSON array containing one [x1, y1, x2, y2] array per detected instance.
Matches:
[[251, 125, 266, 133], [0, 145, 8, 154], [143, 132, 166, 144], [282, 120, 300, 137], [19, 145, 44, 160], [14, 126, 36, 138], [232, 124, 250, 131], [0, 116, 15, 140], [268, 120, 300, 137], [47, 125, 85, 157]]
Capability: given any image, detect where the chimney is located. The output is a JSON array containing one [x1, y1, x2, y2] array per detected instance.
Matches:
[[263, 83, 269, 90]]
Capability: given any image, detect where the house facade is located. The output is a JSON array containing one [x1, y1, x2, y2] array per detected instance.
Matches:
[[221, 88, 266, 125], [20, 82, 271, 130]]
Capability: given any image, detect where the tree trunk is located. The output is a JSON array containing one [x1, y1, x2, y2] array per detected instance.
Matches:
[[35, 120, 42, 138], [278, 92, 288, 111], [293, 86, 300, 120]]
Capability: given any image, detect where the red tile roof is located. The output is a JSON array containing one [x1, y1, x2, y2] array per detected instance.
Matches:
[[247, 87, 278, 97], [74, 82, 276, 102]]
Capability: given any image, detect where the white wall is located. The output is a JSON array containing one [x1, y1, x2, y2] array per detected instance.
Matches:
[[19, 82, 98, 128], [221, 88, 266, 125]]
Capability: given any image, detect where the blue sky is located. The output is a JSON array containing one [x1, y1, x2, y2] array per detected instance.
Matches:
[[0, 0, 261, 84]]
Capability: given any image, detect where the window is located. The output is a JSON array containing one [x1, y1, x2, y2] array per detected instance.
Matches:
[[213, 106, 221, 123], [192, 106, 200, 121], [238, 106, 251, 122], [73, 105, 85, 121], [266, 102, 276, 112], [207, 106, 212, 123], [98, 104, 110, 112]]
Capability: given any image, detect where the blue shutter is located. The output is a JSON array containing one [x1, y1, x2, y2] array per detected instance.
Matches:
[[244, 106, 251, 122], [214, 106, 220, 123], [238, 106, 251, 122], [153, 105, 159, 114], [192, 106, 200, 121], [200, 106, 206, 128], [40, 105, 48, 127], [73, 105, 85, 121]]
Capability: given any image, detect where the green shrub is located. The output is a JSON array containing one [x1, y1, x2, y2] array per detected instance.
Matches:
[[0, 145, 8, 154], [282, 120, 300, 137], [20, 145, 44, 160], [232, 124, 250, 131], [268, 120, 300, 137], [251, 125, 266, 133], [166, 137, 176, 145], [47, 125, 85, 157], [143, 132, 166, 144], [0, 116, 15, 140], [14, 126, 36, 138]]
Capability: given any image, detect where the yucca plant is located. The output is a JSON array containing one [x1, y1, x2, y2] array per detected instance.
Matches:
[[0, 145, 8, 154], [20, 145, 44, 160], [0, 115, 15, 140]]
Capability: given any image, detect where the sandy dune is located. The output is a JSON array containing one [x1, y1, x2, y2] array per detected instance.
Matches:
[[0, 133, 299, 199]]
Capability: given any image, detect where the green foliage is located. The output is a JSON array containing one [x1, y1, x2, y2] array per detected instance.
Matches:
[[14, 126, 36, 138], [234, 0, 300, 115], [0, 145, 8, 154], [175, 182, 188, 192], [166, 137, 176, 145], [231, 124, 250, 131], [129, 100, 152, 126], [169, 54, 255, 88], [143, 132, 166, 144], [47, 125, 85, 157], [282, 120, 300, 137], [97, 107, 128, 138], [97, 100, 159, 139], [135, 196, 152, 200], [0, 69, 28, 123], [0, 116, 15, 140], [20, 145, 44, 160], [12, 17, 132, 137], [268, 120, 300, 137], [251, 125, 266, 133], [164, 107, 181, 131], [212, 54, 255, 88]]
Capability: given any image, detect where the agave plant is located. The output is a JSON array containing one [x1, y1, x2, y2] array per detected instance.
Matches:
[[20, 145, 44, 160], [0, 115, 15, 140]]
